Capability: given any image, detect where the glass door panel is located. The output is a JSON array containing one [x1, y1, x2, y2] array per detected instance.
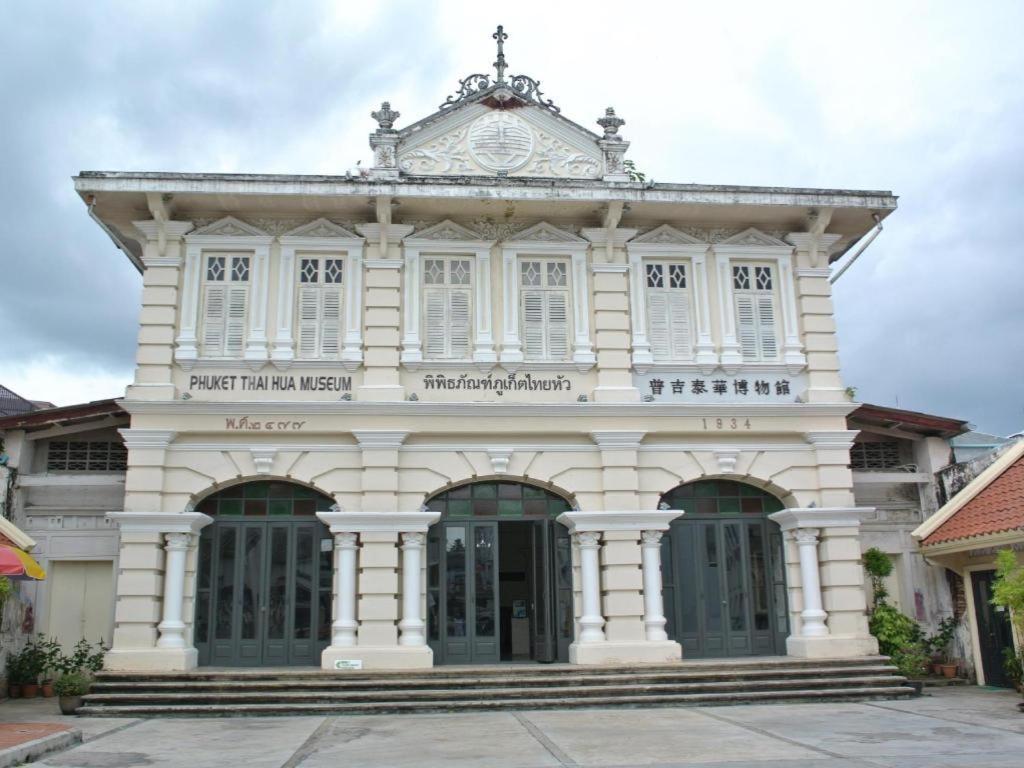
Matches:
[[723, 522, 751, 654], [211, 524, 238, 664], [471, 523, 499, 662], [263, 525, 290, 664], [700, 523, 725, 654], [531, 521, 555, 663], [443, 525, 470, 662], [236, 524, 264, 664]]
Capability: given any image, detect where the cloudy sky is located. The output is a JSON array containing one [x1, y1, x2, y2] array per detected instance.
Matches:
[[1, 1, 1021, 435]]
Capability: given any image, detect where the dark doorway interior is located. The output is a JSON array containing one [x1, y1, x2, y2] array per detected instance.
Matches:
[[972, 569, 1016, 688], [499, 522, 531, 661]]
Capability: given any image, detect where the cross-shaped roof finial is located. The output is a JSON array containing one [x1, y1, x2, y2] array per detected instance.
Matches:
[[493, 25, 508, 83]]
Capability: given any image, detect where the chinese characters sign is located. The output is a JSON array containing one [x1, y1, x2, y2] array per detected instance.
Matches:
[[633, 372, 807, 403]]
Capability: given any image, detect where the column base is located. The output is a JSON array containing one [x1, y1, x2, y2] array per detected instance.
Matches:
[[321, 645, 434, 671], [103, 647, 198, 672], [569, 641, 682, 665], [786, 633, 879, 659]]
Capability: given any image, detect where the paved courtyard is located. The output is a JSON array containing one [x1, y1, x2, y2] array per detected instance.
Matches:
[[1, 687, 1022, 768]]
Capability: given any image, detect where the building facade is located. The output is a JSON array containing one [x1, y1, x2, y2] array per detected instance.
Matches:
[[75, 30, 897, 671]]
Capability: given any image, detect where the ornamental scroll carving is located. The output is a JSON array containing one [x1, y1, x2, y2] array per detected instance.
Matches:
[[525, 132, 601, 178], [399, 127, 473, 174]]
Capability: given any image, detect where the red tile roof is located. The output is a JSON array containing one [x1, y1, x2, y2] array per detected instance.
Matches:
[[923, 453, 1024, 546]]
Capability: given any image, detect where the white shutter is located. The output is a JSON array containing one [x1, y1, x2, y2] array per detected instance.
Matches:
[[200, 285, 226, 356], [522, 290, 546, 360], [668, 292, 692, 359], [545, 291, 569, 360], [423, 287, 447, 358], [448, 288, 471, 359], [756, 295, 778, 359], [646, 291, 670, 360], [297, 285, 320, 358], [225, 285, 248, 357], [320, 286, 342, 357], [736, 294, 758, 361]]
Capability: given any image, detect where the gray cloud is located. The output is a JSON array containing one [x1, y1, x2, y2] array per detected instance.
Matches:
[[1, 1, 1021, 434]]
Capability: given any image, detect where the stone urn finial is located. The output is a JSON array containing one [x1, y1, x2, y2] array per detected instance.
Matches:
[[372, 101, 400, 131], [597, 107, 625, 139]]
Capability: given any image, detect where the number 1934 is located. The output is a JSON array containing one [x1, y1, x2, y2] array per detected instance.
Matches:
[[702, 418, 752, 430]]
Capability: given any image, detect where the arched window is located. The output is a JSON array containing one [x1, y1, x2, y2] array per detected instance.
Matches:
[[427, 481, 571, 520]]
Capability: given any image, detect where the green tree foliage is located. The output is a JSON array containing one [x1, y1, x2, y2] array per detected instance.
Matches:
[[992, 548, 1024, 636]]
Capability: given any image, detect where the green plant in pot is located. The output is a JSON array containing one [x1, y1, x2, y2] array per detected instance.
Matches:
[[54, 671, 91, 715], [924, 616, 960, 678], [1003, 647, 1024, 693], [5, 647, 30, 697], [37, 635, 63, 697], [864, 548, 929, 686], [19, 638, 46, 697], [991, 548, 1024, 709]]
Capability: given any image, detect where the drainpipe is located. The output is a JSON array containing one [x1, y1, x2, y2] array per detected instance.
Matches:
[[830, 213, 883, 284], [86, 195, 144, 273]]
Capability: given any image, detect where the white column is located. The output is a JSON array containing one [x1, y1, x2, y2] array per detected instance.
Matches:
[[794, 528, 829, 636], [174, 244, 202, 366], [692, 250, 718, 370], [332, 532, 359, 646], [640, 530, 668, 641], [571, 249, 596, 369], [271, 244, 297, 367], [715, 251, 742, 370], [400, 246, 422, 365], [399, 532, 427, 646], [341, 245, 364, 368], [499, 247, 523, 365], [244, 243, 271, 366], [156, 532, 191, 649], [472, 248, 497, 365], [777, 253, 806, 372], [627, 249, 653, 370], [576, 531, 606, 642]]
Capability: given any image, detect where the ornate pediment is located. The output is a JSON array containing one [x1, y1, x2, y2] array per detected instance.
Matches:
[[506, 221, 586, 244], [191, 216, 267, 237], [721, 227, 790, 247], [632, 225, 706, 245], [408, 219, 485, 241], [283, 218, 360, 239]]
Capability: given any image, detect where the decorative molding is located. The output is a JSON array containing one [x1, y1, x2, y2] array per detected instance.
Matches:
[[486, 447, 513, 474], [352, 430, 410, 449], [250, 447, 277, 474], [590, 431, 646, 449], [316, 509, 440, 534], [505, 221, 588, 244], [364, 259, 404, 269], [720, 227, 790, 248], [630, 224, 705, 246], [406, 219, 486, 242], [118, 429, 176, 449], [768, 507, 874, 531], [590, 264, 629, 273], [190, 215, 268, 237], [805, 430, 859, 450], [282, 218, 361, 239], [795, 267, 832, 279], [558, 509, 683, 533]]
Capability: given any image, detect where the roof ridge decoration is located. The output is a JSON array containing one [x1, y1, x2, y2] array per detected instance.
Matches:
[[439, 25, 560, 114]]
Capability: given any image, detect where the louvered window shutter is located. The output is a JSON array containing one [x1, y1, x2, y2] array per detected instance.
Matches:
[[200, 285, 226, 356], [423, 286, 448, 358], [736, 295, 758, 360], [647, 291, 671, 359], [522, 290, 546, 359], [225, 285, 249, 357], [297, 285, 321, 358], [320, 286, 343, 357], [668, 292, 692, 359], [448, 288, 471, 359], [645, 263, 692, 361], [545, 291, 570, 360], [756, 295, 777, 359]]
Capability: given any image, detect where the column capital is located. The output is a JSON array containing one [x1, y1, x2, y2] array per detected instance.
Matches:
[[558, 509, 682, 533], [164, 532, 193, 551], [401, 531, 426, 548], [334, 531, 359, 549], [573, 530, 602, 548], [106, 511, 211, 535], [352, 430, 409, 449], [118, 428, 176, 449], [804, 430, 859, 450], [769, 507, 873, 532], [793, 528, 821, 545], [590, 431, 646, 449], [640, 530, 664, 545], [316, 509, 440, 534]]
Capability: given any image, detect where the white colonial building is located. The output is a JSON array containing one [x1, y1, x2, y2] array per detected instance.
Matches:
[[72, 29, 897, 672]]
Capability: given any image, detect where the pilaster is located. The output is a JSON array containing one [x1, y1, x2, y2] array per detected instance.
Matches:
[[788, 232, 844, 403]]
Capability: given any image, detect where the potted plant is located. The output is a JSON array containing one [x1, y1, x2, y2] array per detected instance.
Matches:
[[991, 548, 1024, 711], [19, 638, 46, 698], [38, 636, 63, 697], [925, 617, 959, 678], [1004, 647, 1024, 693], [54, 671, 91, 715], [5, 648, 27, 698]]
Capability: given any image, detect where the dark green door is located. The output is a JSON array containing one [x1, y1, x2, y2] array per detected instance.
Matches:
[[661, 480, 788, 658], [194, 482, 334, 667], [972, 570, 1016, 688]]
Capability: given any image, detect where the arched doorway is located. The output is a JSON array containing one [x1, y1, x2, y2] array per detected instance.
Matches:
[[426, 481, 574, 665], [660, 480, 789, 657], [193, 481, 334, 666]]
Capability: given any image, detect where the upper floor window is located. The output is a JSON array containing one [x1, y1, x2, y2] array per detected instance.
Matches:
[[423, 256, 473, 359], [47, 441, 127, 472], [520, 259, 570, 361], [297, 255, 344, 359], [733, 264, 778, 361], [850, 441, 904, 471], [645, 262, 693, 361], [201, 253, 250, 357]]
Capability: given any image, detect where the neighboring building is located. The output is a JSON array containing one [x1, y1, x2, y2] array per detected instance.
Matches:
[[0, 384, 52, 417], [915, 440, 1024, 687], [951, 429, 1015, 464], [0, 399, 127, 655], [75, 29, 897, 672], [846, 404, 968, 636]]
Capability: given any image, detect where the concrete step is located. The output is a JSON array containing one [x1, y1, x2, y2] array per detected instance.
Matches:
[[88, 665, 901, 694], [76, 685, 917, 717]]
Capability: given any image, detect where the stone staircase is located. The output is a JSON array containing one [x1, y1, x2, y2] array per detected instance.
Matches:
[[78, 656, 914, 717]]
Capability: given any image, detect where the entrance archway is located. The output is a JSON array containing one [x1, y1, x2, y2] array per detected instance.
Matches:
[[660, 480, 789, 657], [193, 481, 334, 666], [425, 481, 574, 665]]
